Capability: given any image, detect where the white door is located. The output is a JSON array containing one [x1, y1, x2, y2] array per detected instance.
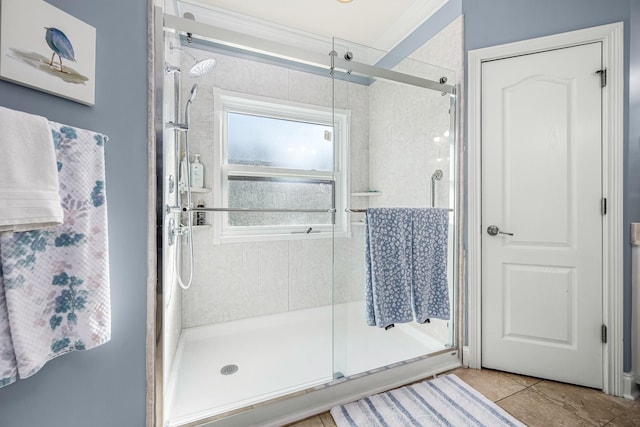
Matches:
[[481, 42, 603, 388]]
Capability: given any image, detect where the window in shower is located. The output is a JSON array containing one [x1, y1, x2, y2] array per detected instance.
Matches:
[[213, 90, 349, 243]]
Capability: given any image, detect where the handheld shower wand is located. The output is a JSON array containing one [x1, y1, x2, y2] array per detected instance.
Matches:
[[176, 83, 200, 291], [187, 83, 198, 105]]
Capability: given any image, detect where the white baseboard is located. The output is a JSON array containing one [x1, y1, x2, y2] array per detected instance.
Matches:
[[462, 346, 470, 367], [622, 372, 640, 400]]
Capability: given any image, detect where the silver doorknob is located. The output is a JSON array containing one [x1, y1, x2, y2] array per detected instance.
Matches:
[[487, 225, 514, 236]]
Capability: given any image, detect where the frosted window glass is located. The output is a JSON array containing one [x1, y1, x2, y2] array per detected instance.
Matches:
[[227, 113, 333, 171], [227, 177, 333, 226]]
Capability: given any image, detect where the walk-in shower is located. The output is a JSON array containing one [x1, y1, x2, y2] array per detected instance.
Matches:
[[154, 5, 460, 427]]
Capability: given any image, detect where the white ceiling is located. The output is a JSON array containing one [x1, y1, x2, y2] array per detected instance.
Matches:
[[184, 0, 448, 52]]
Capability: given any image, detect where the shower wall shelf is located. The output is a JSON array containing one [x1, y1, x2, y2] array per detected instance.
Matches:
[[351, 191, 382, 197], [177, 224, 210, 229], [180, 187, 211, 193]]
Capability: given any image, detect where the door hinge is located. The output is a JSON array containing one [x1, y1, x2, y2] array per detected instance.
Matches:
[[601, 324, 607, 343], [601, 197, 607, 215], [596, 68, 607, 88]]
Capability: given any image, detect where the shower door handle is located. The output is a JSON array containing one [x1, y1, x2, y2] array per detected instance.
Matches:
[[487, 225, 514, 236]]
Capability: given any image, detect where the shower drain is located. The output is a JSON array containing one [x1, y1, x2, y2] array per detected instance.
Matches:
[[220, 364, 239, 375]]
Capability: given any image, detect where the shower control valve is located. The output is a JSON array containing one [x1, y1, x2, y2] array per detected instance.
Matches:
[[167, 217, 190, 246]]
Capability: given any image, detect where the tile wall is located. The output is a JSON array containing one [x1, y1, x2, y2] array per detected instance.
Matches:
[[178, 51, 368, 327]]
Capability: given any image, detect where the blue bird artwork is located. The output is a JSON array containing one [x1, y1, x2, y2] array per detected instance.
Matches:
[[44, 27, 75, 73]]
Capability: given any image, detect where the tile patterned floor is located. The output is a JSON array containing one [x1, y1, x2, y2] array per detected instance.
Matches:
[[286, 367, 640, 426]]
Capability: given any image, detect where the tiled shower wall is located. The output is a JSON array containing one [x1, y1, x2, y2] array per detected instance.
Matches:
[[178, 17, 462, 329], [179, 50, 369, 328]]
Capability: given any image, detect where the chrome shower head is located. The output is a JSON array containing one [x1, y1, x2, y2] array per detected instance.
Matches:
[[431, 169, 443, 181], [188, 58, 216, 78], [170, 44, 217, 78]]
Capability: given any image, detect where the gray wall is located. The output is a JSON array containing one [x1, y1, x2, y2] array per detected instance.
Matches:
[[461, 0, 635, 371], [0, 0, 148, 426], [629, 0, 640, 376]]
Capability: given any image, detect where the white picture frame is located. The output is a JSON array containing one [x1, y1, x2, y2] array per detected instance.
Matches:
[[0, 0, 96, 106]]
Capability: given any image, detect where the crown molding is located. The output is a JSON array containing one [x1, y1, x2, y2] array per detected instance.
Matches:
[[373, 0, 448, 51]]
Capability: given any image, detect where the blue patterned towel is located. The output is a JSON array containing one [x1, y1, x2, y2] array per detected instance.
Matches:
[[365, 208, 415, 328], [412, 208, 450, 322], [365, 208, 449, 328], [0, 122, 110, 388]]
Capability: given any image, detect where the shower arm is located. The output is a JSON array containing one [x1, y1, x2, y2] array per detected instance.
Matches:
[[170, 43, 197, 62]]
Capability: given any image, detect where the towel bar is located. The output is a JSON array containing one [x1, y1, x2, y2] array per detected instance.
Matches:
[[345, 208, 453, 213]]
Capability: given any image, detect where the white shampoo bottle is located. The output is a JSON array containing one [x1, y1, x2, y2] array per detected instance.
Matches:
[[190, 154, 204, 188]]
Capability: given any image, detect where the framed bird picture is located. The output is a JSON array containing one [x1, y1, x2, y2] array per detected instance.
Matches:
[[0, 0, 96, 106]]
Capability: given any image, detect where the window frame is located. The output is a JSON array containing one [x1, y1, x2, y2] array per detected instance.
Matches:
[[212, 88, 350, 244]]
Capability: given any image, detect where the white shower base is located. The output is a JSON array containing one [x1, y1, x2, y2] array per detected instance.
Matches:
[[165, 301, 448, 426]]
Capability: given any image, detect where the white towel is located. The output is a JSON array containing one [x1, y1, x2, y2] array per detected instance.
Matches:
[[0, 106, 63, 232]]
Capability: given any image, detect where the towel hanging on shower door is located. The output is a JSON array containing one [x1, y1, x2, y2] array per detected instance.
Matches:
[[365, 208, 415, 328], [365, 207, 449, 328], [411, 208, 450, 323]]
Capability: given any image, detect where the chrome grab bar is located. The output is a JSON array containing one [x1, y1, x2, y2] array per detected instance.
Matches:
[[430, 169, 443, 208]]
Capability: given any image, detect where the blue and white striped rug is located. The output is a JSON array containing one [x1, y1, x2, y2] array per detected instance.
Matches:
[[330, 374, 525, 427]]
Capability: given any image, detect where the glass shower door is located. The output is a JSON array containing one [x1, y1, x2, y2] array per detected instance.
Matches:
[[331, 37, 457, 380], [161, 23, 340, 424]]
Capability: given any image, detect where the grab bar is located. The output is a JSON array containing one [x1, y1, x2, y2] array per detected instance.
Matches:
[[430, 169, 443, 208]]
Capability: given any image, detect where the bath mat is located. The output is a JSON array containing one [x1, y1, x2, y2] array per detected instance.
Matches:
[[330, 374, 525, 427]]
